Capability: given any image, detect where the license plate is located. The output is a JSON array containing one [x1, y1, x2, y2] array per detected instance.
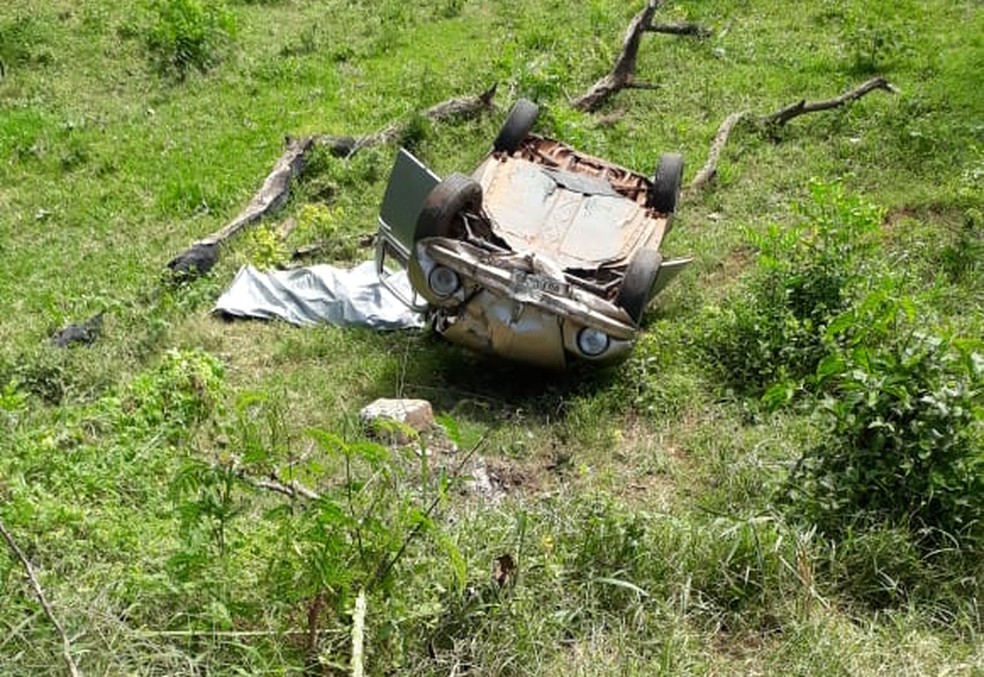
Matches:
[[511, 270, 570, 297]]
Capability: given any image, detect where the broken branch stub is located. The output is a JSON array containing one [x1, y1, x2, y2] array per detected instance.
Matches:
[[572, 0, 662, 112]]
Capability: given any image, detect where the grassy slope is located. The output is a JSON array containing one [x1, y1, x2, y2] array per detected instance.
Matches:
[[1, 0, 982, 674]]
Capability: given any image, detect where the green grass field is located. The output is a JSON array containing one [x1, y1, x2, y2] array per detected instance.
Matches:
[[1, 0, 982, 674]]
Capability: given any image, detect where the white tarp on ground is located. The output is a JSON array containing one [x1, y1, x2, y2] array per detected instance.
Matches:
[[213, 261, 424, 330]]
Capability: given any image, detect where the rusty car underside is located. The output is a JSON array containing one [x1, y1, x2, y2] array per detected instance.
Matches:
[[376, 100, 690, 368]]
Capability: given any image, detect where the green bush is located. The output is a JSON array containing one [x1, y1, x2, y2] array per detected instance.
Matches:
[[783, 324, 983, 548], [700, 180, 881, 396], [125, 347, 226, 432], [145, 0, 236, 79]]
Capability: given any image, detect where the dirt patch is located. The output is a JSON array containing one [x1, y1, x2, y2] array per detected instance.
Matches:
[[703, 244, 755, 297]]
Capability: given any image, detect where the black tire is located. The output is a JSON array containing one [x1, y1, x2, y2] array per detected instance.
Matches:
[[616, 249, 662, 325], [493, 99, 540, 153], [415, 173, 483, 242], [647, 153, 684, 213]]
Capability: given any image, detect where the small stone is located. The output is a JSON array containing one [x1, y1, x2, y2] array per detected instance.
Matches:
[[360, 398, 435, 444]]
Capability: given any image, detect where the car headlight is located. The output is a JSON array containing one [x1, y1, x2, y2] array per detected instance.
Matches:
[[428, 265, 461, 298], [576, 327, 610, 356]]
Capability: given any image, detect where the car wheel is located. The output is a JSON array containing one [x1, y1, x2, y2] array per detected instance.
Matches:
[[415, 173, 483, 242], [616, 249, 662, 325], [493, 99, 540, 153], [647, 153, 684, 213]]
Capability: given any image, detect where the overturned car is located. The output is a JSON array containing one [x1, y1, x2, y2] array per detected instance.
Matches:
[[376, 99, 691, 369]]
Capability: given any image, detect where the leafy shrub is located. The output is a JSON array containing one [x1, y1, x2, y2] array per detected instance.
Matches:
[[145, 0, 236, 79], [3, 350, 68, 404], [700, 180, 881, 395], [241, 224, 289, 270], [783, 325, 983, 548], [125, 347, 225, 431]]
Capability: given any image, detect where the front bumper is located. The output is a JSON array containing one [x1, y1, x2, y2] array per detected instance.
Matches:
[[409, 238, 638, 368]]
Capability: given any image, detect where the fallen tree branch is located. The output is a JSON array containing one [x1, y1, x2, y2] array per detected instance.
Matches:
[[646, 21, 712, 38], [762, 76, 899, 127], [338, 82, 498, 157], [0, 519, 82, 677], [689, 111, 748, 191], [202, 136, 314, 247], [690, 77, 898, 191], [166, 136, 313, 279], [166, 84, 497, 279], [246, 473, 321, 501], [572, 1, 662, 111]]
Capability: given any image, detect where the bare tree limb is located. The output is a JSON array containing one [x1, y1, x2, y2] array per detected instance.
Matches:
[[572, 1, 663, 111], [166, 85, 497, 278], [690, 78, 898, 191], [646, 22, 712, 38], [423, 82, 499, 122], [0, 519, 82, 677], [166, 135, 313, 279], [689, 111, 748, 191], [761, 76, 899, 127], [246, 473, 322, 501]]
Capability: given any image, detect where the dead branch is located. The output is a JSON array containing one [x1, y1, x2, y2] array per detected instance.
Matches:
[[0, 519, 82, 677], [762, 76, 899, 127], [646, 22, 712, 38], [572, 1, 662, 111], [316, 135, 359, 157], [690, 77, 898, 191], [203, 136, 315, 247], [166, 85, 497, 279], [689, 111, 748, 191], [247, 473, 321, 501], [423, 82, 499, 121], [166, 135, 313, 279], [275, 216, 298, 240]]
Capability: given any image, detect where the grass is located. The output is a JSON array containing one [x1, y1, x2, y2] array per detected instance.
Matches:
[[1, 0, 982, 674]]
